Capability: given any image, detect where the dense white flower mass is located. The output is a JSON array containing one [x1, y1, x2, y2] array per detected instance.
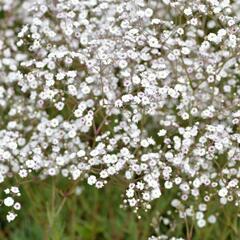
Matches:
[[0, 0, 239, 234]]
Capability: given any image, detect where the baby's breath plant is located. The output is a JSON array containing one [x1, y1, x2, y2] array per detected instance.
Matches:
[[0, 0, 240, 239]]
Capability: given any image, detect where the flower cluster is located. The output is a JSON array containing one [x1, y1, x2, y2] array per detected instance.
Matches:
[[1, 187, 21, 222], [0, 0, 239, 234]]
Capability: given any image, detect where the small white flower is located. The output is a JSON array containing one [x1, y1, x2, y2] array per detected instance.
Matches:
[[4, 197, 14, 207], [218, 188, 228, 197], [158, 129, 167, 137], [87, 175, 97, 185], [6, 212, 17, 222]]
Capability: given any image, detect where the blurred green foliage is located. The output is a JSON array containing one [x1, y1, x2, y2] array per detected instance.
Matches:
[[0, 177, 239, 240]]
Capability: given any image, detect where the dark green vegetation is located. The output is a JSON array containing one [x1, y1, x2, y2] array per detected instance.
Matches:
[[0, 177, 239, 240]]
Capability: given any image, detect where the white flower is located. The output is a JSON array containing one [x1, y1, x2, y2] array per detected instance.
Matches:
[[218, 188, 228, 197], [208, 215, 217, 224], [197, 219, 206, 228], [184, 8, 192, 16], [4, 197, 14, 207], [87, 175, 97, 185], [77, 150, 86, 157], [14, 202, 21, 210], [6, 212, 17, 222], [158, 129, 167, 137]]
